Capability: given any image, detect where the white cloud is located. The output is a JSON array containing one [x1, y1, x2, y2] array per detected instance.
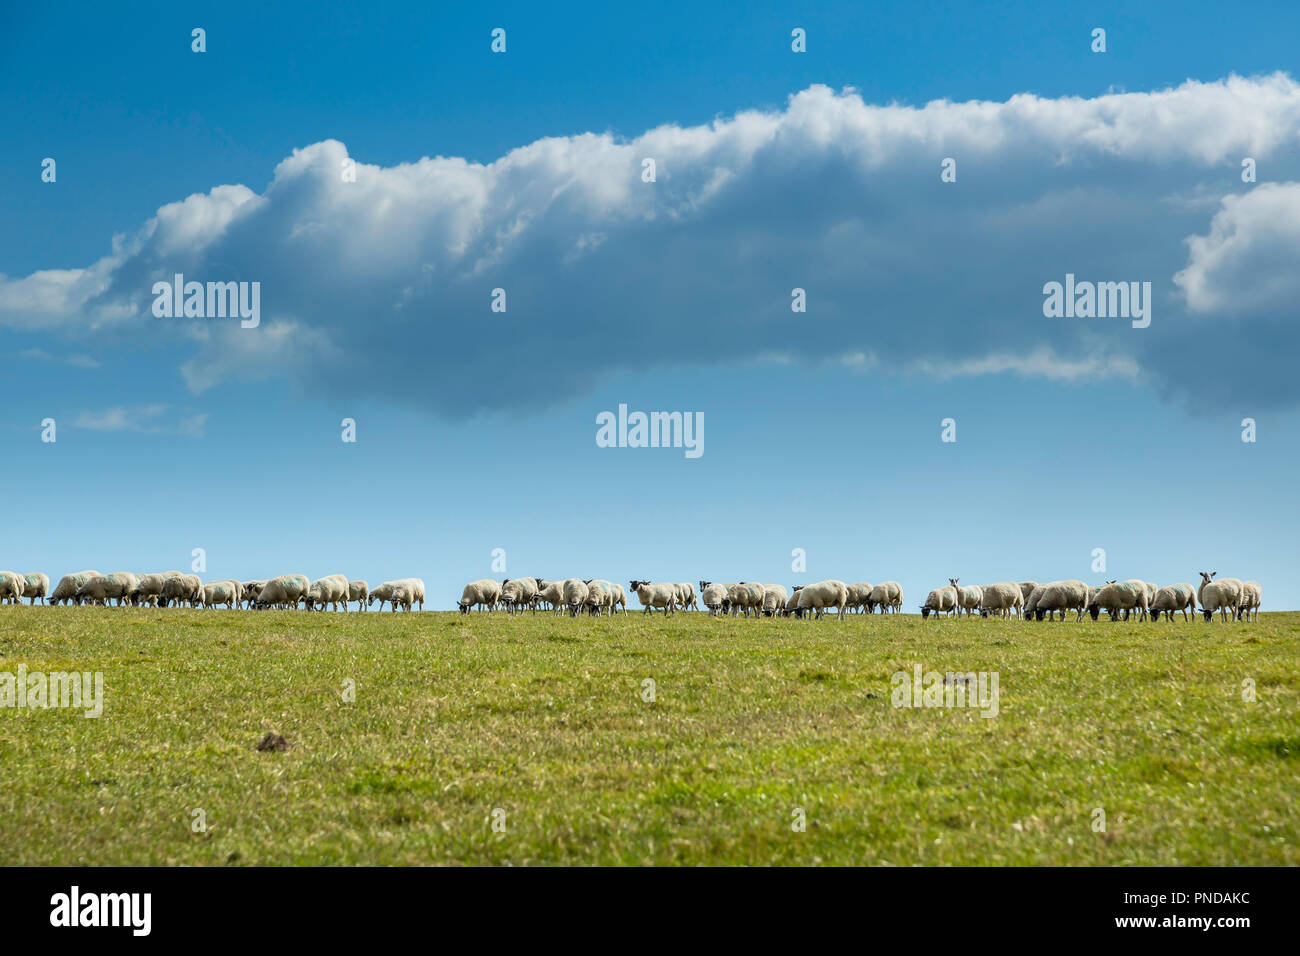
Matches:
[[73, 404, 207, 437]]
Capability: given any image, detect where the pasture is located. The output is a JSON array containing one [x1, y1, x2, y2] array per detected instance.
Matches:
[[0, 606, 1295, 865]]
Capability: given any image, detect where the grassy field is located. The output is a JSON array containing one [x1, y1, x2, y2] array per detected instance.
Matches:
[[0, 605, 1296, 865]]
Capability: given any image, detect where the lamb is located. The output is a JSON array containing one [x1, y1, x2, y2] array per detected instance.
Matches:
[[699, 581, 728, 616], [1199, 580, 1240, 622], [202, 580, 241, 609], [456, 579, 501, 613], [629, 580, 677, 615], [1034, 580, 1089, 621], [978, 581, 1023, 619], [75, 572, 139, 606], [1092, 579, 1150, 621], [305, 574, 349, 611], [562, 578, 590, 616], [796, 579, 849, 621], [1236, 581, 1261, 622], [20, 573, 49, 605], [255, 574, 310, 609], [847, 582, 873, 613], [0, 572, 25, 604], [49, 570, 101, 605], [159, 573, 204, 608], [762, 584, 789, 617], [1148, 583, 1196, 622], [347, 580, 368, 610], [948, 579, 983, 617], [868, 581, 903, 614], [1197, 571, 1241, 622], [919, 585, 958, 619]]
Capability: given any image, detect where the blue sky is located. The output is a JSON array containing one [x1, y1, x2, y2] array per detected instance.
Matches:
[[2, 1, 1298, 608]]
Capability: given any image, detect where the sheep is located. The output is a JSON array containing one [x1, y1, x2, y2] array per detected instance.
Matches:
[[1148, 583, 1196, 622], [796, 580, 849, 621], [582, 580, 614, 616], [948, 579, 983, 617], [158, 573, 204, 608], [628, 580, 676, 615], [75, 572, 139, 607], [784, 586, 803, 617], [347, 580, 368, 610], [19, 573, 49, 605], [847, 582, 873, 613], [1144, 582, 1159, 612], [762, 584, 789, 617], [305, 574, 349, 611], [1022, 584, 1047, 619], [49, 570, 101, 605], [242, 580, 268, 608], [868, 581, 903, 614], [500, 578, 531, 614], [128, 573, 173, 607], [402, 577, 427, 611], [1199, 580, 1240, 622], [202, 580, 241, 610], [535, 580, 565, 614], [1035, 580, 1090, 621], [456, 579, 501, 613], [0, 572, 25, 605], [1196, 571, 1242, 622], [724, 582, 764, 617], [978, 581, 1024, 619], [255, 574, 310, 609], [674, 583, 698, 611], [561, 578, 590, 616], [1092, 579, 1150, 621], [919, 585, 958, 620], [699, 581, 728, 616], [604, 581, 628, 615], [1018, 581, 1038, 604], [1236, 581, 1261, 621]]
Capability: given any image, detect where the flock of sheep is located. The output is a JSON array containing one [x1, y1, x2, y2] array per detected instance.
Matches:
[[0, 570, 425, 611], [919, 574, 1262, 623], [0, 570, 1262, 622]]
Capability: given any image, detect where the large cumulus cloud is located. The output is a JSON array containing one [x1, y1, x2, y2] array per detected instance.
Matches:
[[3, 73, 1300, 415]]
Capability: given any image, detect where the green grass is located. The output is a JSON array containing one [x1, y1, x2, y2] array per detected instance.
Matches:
[[1, 605, 1296, 865]]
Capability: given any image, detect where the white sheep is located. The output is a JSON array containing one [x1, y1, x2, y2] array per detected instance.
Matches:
[[20, 573, 49, 605], [347, 580, 368, 610], [456, 579, 500, 613], [1149, 583, 1197, 622], [948, 578, 983, 617], [1034, 580, 1090, 621], [49, 570, 101, 605], [256, 574, 310, 609], [534, 580, 565, 614], [76, 572, 139, 606], [919, 585, 958, 619], [629, 580, 677, 615], [699, 581, 727, 616], [305, 574, 349, 611], [1237, 581, 1261, 621], [160, 573, 204, 608], [784, 586, 803, 617], [1197, 571, 1242, 622], [1022, 584, 1047, 619], [1092, 579, 1150, 621], [500, 578, 530, 614], [868, 581, 903, 614], [847, 582, 873, 613], [762, 584, 789, 617], [1018, 581, 1038, 604], [674, 583, 698, 611], [0, 571, 25, 604], [202, 580, 241, 609], [562, 578, 590, 616], [796, 580, 849, 621], [978, 581, 1023, 619], [725, 582, 764, 617]]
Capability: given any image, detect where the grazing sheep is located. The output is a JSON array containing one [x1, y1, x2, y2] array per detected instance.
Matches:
[[784, 586, 803, 617], [160, 573, 204, 608], [1149, 583, 1197, 622], [868, 581, 903, 614], [1018, 581, 1038, 604], [978, 582, 1024, 619], [20, 573, 49, 605], [1035, 580, 1090, 621], [1237, 581, 1261, 622], [255, 574, 310, 609], [76, 572, 139, 607], [242, 580, 268, 608], [456, 579, 501, 613], [919, 585, 958, 620], [305, 574, 349, 611], [796, 580, 849, 621], [699, 581, 729, 616], [725, 582, 764, 617], [0, 572, 25, 604], [762, 584, 789, 617], [674, 583, 699, 611], [847, 582, 874, 614], [202, 580, 241, 609], [49, 570, 101, 605], [561, 578, 590, 616], [949, 579, 983, 617], [1092, 580, 1150, 621], [1199, 580, 1240, 622], [1144, 582, 1159, 611], [629, 580, 677, 615], [604, 581, 628, 615], [1022, 584, 1047, 619], [369, 581, 400, 611], [500, 578, 532, 614], [347, 580, 368, 610], [534, 580, 566, 614], [128, 573, 172, 607]]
